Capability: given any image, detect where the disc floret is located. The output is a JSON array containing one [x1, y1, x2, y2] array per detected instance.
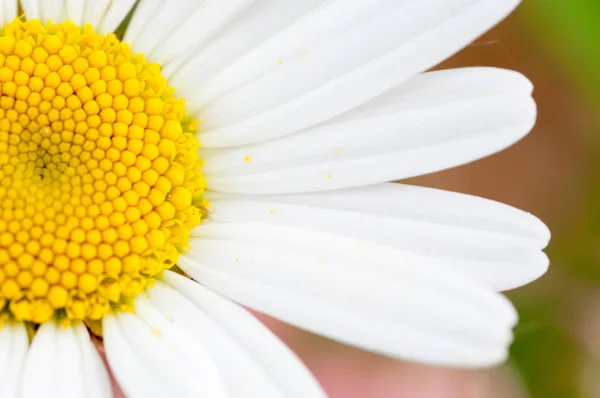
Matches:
[[0, 18, 206, 327]]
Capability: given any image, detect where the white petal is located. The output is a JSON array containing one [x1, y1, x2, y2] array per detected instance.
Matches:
[[53, 0, 133, 32], [21, 0, 41, 20], [17, 0, 134, 37], [150, 0, 257, 64], [159, 271, 326, 398], [81, 0, 110, 28], [203, 67, 536, 193], [40, 0, 66, 23], [105, 311, 228, 398], [19, 322, 59, 398], [194, 0, 521, 147], [65, 0, 86, 26], [195, 0, 428, 123], [97, 0, 137, 34], [164, 0, 327, 80], [0, 0, 18, 25], [0, 322, 28, 398], [4, 0, 16, 20], [73, 323, 112, 398], [205, 182, 549, 291], [121, 0, 163, 46], [20, 321, 110, 398], [103, 315, 171, 398], [209, 183, 546, 240], [180, 224, 519, 368], [124, 0, 204, 57]]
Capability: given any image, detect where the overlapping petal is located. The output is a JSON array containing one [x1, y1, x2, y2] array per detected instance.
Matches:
[[189, 0, 521, 147], [24, 0, 136, 34], [179, 221, 520, 367], [206, 182, 549, 291], [104, 273, 325, 398], [19, 321, 111, 398], [202, 67, 535, 193]]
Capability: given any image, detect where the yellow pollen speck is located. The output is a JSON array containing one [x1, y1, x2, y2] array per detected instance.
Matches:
[[0, 18, 207, 329], [244, 155, 251, 162], [152, 328, 162, 337]]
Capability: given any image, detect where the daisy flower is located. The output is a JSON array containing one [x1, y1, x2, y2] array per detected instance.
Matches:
[[0, 0, 550, 397]]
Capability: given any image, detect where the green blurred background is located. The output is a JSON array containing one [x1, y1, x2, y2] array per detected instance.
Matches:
[[446, 1, 600, 396], [259, 1, 600, 397]]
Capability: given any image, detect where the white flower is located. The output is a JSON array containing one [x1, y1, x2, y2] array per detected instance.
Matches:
[[0, 0, 550, 397]]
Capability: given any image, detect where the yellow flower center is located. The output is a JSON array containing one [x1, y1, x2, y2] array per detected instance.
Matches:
[[0, 18, 206, 327]]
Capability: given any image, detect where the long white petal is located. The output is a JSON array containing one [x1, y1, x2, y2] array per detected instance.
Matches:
[[0, 0, 17, 25], [4, 0, 16, 21], [103, 315, 171, 398], [19, 322, 58, 398], [51, 0, 135, 32], [121, 0, 163, 45], [138, 285, 279, 397], [21, 0, 41, 20], [65, 0, 86, 26], [40, 0, 66, 23], [0, 323, 28, 398], [194, 0, 521, 147], [151, 0, 257, 64], [73, 323, 112, 398], [105, 311, 228, 398], [196, 0, 447, 122], [20, 321, 109, 398], [0, 2, 5, 25], [97, 0, 137, 34], [159, 271, 326, 398], [164, 0, 327, 80], [124, 0, 204, 56], [205, 183, 549, 291], [179, 225, 519, 368], [81, 0, 110, 28], [203, 68, 535, 193]]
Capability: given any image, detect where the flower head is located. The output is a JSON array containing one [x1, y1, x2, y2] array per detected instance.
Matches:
[[0, 1, 550, 397]]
